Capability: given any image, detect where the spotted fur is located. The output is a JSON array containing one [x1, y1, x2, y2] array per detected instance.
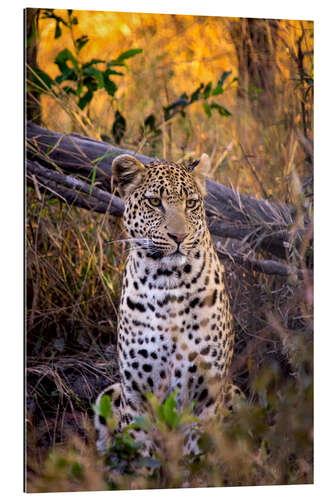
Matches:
[[95, 154, 236, 456]]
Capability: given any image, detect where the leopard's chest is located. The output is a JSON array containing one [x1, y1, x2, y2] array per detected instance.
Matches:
[[117, 249, 233, 408]]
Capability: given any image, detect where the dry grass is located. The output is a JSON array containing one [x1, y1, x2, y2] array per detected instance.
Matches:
[[26, 11, 313, 492]]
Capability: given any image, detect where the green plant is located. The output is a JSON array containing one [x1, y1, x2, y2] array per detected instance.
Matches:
[[140, 71, 233, 141], [28, 9, 142, 142], [28, 10, 234, 147], [164, 71, 233, 121], [92, 394, 160, 477], [145, 390, 198, 431], [92, 390, 202, 484]]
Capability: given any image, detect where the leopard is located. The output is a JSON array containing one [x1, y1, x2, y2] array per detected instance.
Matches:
[[94, 153, 241, 459]]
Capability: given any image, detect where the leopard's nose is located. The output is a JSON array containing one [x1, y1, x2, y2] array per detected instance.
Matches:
[[167, 232, 188, 244]]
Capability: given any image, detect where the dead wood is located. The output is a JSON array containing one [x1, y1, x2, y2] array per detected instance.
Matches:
[[26, 122, 311, 266]]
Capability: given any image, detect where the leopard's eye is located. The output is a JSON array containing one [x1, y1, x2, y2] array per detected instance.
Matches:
[[186, 199, 198, 208], [148, 197, 161, 207]]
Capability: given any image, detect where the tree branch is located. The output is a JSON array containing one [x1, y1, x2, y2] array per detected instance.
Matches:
[[215, 246, 307, 280]]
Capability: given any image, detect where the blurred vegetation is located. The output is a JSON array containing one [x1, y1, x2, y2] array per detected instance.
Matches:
[[25, 9, 313, 492]]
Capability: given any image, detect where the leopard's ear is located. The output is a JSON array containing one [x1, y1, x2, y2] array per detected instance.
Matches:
[[191, 153, 211, 196], [112, 154, 146, 198]]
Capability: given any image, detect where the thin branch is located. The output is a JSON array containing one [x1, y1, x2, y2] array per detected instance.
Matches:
[[239, 143, 269, 199], [216, 246, 306, 279]]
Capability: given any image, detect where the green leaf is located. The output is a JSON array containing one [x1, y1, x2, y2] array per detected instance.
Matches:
[[141, 114, 161, 137], [116, 431, 139, 451], [78, 88, 94, 110], [112, 110, 126, 144], [91, 151, 118, 164], [305, 85, 313, 99], [99, 394, 112, 420], [203, 82, 212, 99], [144, 114, 157, 131], [55, 21, 62, 39], [40, 10, 68, 39], [107, 48, 143, 68], [52, 456, 67, 468], [161, 390, 180, 429], [71, 462, 83, 478], [106, 61, 125, 69], [116, 48, 143, 62], [203, 102, 212, 118], [83, 75, 99, 92], [190, 83, 204, 103], [103, 70, 118, 96], [163, 93, 189, 120], [211, 85, 224, 96], [210, 102, 232, 117], [106, 69, 124, 76], [62, 86, 76, 95], [82, 59, 106, 68], [83, 67, 104, 88], [55, 48, 79, 73], [29, 68, 54, 92], [218, 70, 232, 87], [76, 35, 89, 52], [55, 68, 77, 84], [89, 167, 97, 196]]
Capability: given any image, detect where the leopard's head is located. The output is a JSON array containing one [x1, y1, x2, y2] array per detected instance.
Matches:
[[112, 154, 211, 263]]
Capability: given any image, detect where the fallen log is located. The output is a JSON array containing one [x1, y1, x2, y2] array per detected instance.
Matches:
[[26, 122, 311, 261], [27, 160, 124, 216]]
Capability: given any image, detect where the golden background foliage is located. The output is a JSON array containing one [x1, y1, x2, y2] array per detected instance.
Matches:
[[36, 11, 313, 200]]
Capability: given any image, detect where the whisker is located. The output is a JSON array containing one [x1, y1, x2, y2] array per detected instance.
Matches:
[[106, 238, 151, 246]]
